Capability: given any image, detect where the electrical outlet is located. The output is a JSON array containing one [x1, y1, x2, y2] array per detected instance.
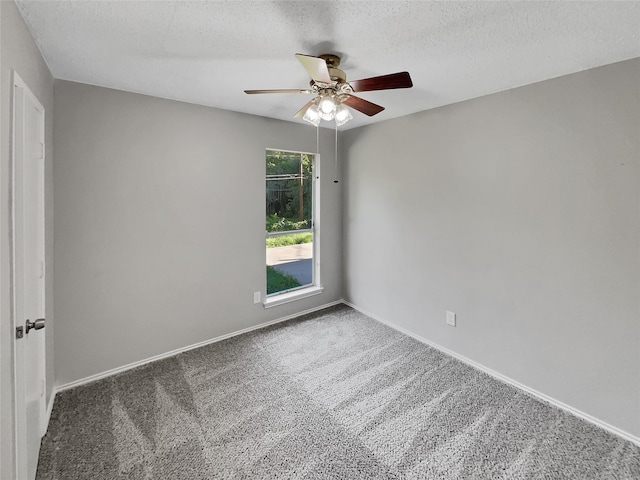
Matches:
[[253, 291, 261, 304], [446, 311, 456, 327]]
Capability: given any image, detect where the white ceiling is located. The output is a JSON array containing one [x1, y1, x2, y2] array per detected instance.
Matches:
[[15, 0, 640, 130]]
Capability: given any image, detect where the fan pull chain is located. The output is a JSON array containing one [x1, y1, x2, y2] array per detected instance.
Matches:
[[316, 123, 319, 154], [334, 123, 339, 183]]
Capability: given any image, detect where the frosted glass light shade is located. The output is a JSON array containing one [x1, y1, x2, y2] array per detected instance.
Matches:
[[319, 96, 336, 114], [319, 109, 335, 121], [303, 105, 321, 126], [334, 105, 352, 126]]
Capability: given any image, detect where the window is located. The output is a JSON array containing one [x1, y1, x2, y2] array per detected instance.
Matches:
[[265, 149, 322, 306]]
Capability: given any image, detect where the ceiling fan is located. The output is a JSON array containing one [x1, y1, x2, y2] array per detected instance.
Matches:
[[244, 54, 413, 126]]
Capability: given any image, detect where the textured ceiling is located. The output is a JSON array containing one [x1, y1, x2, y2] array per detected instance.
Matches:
[[15, 0, 640, 130]]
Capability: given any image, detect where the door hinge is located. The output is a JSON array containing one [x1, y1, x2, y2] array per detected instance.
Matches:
[[16, 326, 24, 339]]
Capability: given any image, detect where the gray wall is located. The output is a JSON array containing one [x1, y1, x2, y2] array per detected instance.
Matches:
[[0, 1, 55, 476], [53, 80, 342, 386], [7, 7, 637, 461], [342, 59, 640, 437]]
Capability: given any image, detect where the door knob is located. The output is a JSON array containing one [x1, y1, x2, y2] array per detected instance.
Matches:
[[25, 318, 45, 334]]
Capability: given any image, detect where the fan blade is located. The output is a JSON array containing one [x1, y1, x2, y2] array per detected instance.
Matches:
[[349, 72, 413, 92], [244, 89, 313, 94], [294, 100, 315, 118], [295, 54, 331, 84], [342, 95, 385, 117]]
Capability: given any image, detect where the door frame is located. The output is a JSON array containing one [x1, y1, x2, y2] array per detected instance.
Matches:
[[11, 70, 47, 480]]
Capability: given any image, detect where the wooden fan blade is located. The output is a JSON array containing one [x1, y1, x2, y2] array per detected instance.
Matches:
[[294, 100, 315, 118], [342, 95, 385, 116], [244, 89, 313, 94], [349, 72, 413, 92], [295, 54, 331, 84]]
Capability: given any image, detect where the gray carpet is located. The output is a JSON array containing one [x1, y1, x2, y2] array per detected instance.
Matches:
[[37, 305, 640, 479]]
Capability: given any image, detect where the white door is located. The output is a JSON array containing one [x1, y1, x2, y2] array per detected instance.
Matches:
[[12, 72, 47, 480]]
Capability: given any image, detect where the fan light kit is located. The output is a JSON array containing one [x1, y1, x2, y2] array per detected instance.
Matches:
[[245, 53, 413, 127]]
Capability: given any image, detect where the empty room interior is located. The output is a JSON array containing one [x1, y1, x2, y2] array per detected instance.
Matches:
[[1, 1, 639, 478]]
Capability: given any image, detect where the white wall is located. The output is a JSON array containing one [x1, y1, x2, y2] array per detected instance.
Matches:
[[342, 59, 640, 438], [0, 1, 55, 477], [53, 80, 342, 386]]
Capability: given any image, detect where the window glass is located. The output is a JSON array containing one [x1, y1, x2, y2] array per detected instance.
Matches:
[[266, 150, 314, 296]]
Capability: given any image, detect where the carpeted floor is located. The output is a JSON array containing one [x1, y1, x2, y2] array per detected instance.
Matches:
[[37, 305, 640, 479]]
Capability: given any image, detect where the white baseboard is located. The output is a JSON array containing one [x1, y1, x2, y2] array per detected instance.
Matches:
[[54, 300, 343, 394], [343, 301, 640, 447]]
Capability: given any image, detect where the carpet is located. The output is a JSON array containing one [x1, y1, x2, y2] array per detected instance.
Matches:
[[37, 305, 640, 479]]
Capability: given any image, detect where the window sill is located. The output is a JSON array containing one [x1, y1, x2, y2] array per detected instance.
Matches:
[[264, 286, 324, 309]]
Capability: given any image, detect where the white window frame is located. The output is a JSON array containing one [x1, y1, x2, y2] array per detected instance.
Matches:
[[264, 150, 323, 308]]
